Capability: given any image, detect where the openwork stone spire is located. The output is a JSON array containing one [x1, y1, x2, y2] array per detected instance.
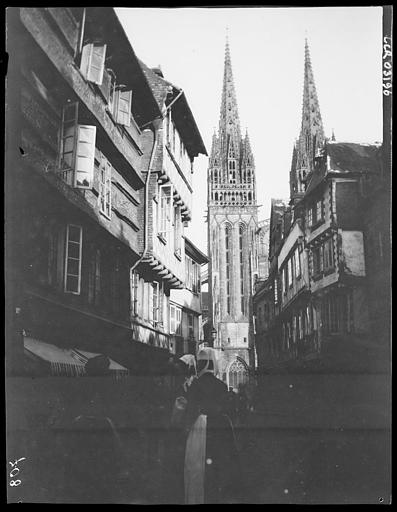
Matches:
[[208, 37, 257, 205], [218, 36, 242, 159], [291, 38, 326, 203]]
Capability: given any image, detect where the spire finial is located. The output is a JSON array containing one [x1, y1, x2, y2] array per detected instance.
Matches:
[[331, 128, 336, 141]]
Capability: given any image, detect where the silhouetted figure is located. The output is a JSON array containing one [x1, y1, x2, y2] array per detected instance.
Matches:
[[184, 348, 243, 504]]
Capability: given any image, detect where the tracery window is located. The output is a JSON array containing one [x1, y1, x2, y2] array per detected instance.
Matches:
[[239, 224, 245, 314], [225, 224, 231, 314]]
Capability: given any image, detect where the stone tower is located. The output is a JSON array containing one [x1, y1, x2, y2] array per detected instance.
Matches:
[[290, 39, 325, 207], [207, 37, 259, 388]]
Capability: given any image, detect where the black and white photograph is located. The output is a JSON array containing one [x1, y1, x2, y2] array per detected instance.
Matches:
[[5, 5, 392, 504]]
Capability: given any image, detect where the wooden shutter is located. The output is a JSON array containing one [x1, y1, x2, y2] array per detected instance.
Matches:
[[80, 43, 107, 85], [74, 125, 96, 188], [115, 89, 132, 127]]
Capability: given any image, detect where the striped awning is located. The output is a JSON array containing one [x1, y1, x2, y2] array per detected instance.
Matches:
[[23, 337, 129, 377]]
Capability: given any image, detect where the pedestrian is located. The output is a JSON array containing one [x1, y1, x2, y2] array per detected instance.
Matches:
[[183, 347, 243, 504], [163, 353, 197, 503]]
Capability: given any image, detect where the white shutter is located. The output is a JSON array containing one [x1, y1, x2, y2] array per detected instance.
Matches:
[[115, 89, 132, 127], [74, 125, 96, 188], [80, 43, 107, 85]]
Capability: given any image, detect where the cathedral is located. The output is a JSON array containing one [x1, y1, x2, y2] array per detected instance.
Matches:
[[207, 38, 259, 389]]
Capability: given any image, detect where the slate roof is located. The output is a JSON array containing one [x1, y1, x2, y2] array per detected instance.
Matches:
[[326, 142, 381, 174], [305, 142, 381, 196]]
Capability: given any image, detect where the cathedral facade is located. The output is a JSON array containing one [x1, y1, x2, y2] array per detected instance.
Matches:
[[207, 39, 259, 388]]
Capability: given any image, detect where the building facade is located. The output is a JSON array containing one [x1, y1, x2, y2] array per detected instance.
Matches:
[[207, 39, 259, 388], [6, 7, 206, 376], [254, 39, 389, 374], [256, 218, 270, 283], [169, 238, 208, 357]]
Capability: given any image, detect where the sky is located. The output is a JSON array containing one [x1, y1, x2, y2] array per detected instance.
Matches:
[[116, 6, 383, 254]]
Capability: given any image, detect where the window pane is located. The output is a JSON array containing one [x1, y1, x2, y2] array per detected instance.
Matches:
[[67, 242, 80, 259], [65, 275, 79, 293], [67, 258, 80, 276], [68, 225, 81, 243]]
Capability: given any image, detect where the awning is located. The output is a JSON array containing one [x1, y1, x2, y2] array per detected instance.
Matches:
[[24, 337, 129, 377]]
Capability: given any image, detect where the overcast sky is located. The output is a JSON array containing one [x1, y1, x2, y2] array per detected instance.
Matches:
[[116, 6, 383, 254]]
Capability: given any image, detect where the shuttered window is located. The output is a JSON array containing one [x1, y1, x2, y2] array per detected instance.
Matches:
[[115, 89, 132, 127], [80, 43, 107, 85], [75, 125, 96, 188], [60, 103, 96, 189]]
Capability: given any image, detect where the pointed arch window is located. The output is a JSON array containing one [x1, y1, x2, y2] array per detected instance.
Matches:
[[239, 224, 246, 314], [229, 160, 236, 183], [212, 228, 218, 271], [225, 224, 232, 314]]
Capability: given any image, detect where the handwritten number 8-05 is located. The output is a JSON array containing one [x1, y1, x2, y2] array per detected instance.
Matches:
[[9, 458, 26, 487]]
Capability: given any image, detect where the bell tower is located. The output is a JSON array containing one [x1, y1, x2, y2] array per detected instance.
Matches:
[[207, 36, 259, 386]]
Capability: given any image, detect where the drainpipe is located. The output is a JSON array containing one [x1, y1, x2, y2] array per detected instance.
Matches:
[[130, 117, 162, 279], [129, 90, 185, 306]]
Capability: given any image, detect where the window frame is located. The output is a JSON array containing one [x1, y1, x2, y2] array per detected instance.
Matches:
[[64, 224, 83, 295], [158, 184, 173, 242], [99, 154, 112, 219]]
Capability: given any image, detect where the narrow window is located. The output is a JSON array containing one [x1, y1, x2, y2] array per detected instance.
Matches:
[[188, 314, 194, 338], [294, 247, 301, 279], [159, 184, 173, 241], [239, 225, 245, 314], [99, 155, 112, 218], [174, 205, 182, 257], [170, 305, 176, 334], [323, 238, 334, 270], [307, 208, 313, 227], [88, 247, 101, 306], [316, 200, 323, 222], [312, 246, 322, 276], [64, 224, 83, 294], [288, 258, 293, 288], [131, 270, 139, 316], [176, 307, 182, 335], [152, 281, 159, 325], [225, 225, 231, 314]]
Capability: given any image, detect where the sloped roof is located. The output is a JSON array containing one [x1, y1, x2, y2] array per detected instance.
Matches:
[[327, 142, 381, 174], [138, 60, 207, 158], [305, 142, 381, 196]]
